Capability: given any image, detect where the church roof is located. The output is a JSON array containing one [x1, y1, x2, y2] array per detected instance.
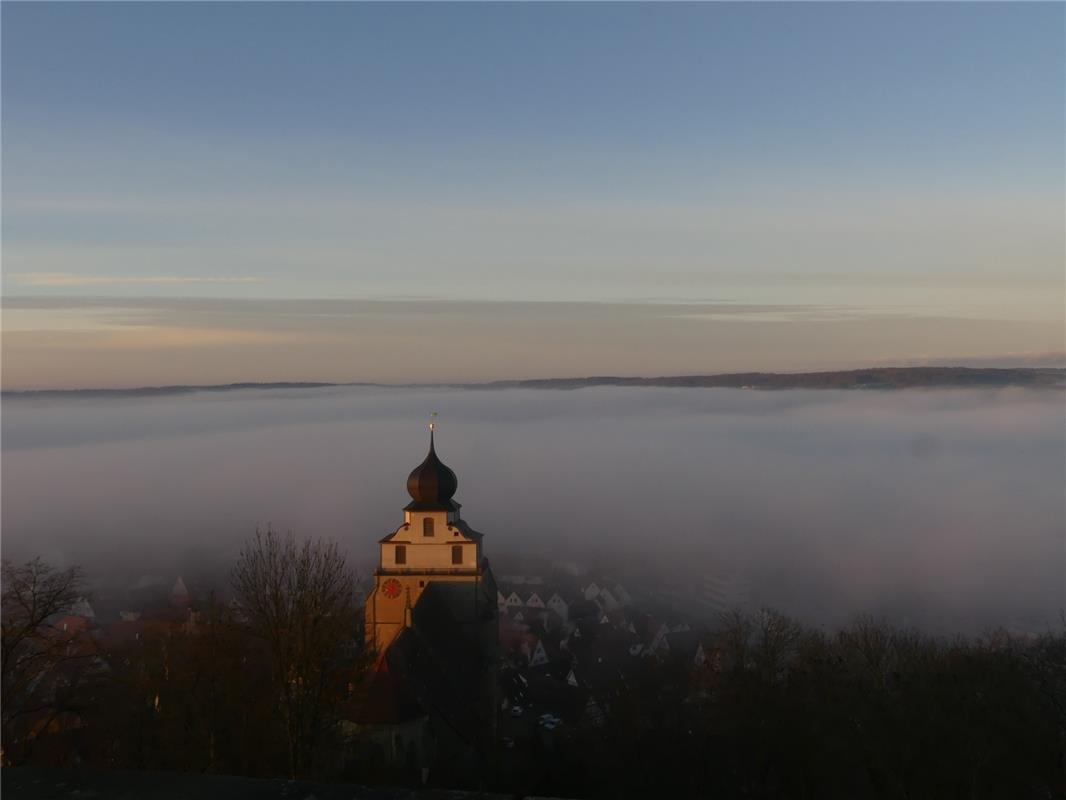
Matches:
[[377, 518, 484, 545], [448, 519, 483, 542], [404, 431, 459, 511]]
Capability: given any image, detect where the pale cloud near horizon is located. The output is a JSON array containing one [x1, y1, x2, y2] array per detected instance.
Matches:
[[9, 273, 265, 287], [2, 296, 1062, 390]]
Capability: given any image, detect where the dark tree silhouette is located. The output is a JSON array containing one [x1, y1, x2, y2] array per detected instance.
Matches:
[[1, 557, 90, 764], [230, 528, 362, 779]]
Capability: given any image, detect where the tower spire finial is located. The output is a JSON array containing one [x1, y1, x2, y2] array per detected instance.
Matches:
[[429, 411, 438, 448]]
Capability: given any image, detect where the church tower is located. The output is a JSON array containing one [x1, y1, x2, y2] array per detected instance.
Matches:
[[365, 423, 497, 658], [355, 423, 499, 778]]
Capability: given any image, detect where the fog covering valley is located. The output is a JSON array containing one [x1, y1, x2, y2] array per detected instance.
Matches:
[[2, 384, 1062, 634]]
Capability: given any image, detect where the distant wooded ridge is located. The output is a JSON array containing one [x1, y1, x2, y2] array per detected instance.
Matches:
[[477, 366, 1066, 391], [5, 367, 1064, 399]]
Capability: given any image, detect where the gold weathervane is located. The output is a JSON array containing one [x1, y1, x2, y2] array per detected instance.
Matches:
[[429, 411, 438, 433]]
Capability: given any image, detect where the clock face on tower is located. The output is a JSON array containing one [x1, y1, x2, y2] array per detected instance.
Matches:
[[381, 578, 402, 599]]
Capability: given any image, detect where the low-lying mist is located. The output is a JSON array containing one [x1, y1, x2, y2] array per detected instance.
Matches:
[[2, 384, 1062, 634]]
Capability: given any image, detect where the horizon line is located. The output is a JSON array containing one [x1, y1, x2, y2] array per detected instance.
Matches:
[[4, 365, 1064, 398]]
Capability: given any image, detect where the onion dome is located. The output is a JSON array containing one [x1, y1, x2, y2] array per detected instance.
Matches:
[[405, 431, 458, 510]]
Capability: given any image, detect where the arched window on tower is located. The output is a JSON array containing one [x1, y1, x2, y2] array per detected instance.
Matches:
[[451, 545, 463, 565], [423, 517, 434, 537], [395, 545, 407, 565]]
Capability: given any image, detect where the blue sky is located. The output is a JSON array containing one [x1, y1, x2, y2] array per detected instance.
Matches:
[[2, 3, 1063, 387]]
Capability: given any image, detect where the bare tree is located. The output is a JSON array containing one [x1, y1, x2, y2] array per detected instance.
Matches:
[[230, 528, 361, 779], [1, 557, 90, 763], [752, 608, 803, 684]]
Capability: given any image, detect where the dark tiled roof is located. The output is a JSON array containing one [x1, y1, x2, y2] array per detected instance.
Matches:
[[665, 630, 702, 661], [404, 499, 460, 512]]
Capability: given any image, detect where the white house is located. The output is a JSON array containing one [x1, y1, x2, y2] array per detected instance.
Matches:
[[649, 623, 670, 655], [529, 639, 549, 667], [694, 643, 708, 668], [597, 588, 619, 612], [546, 593, 569, 622]]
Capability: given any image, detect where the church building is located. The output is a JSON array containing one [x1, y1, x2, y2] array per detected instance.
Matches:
[[352, 425, 499, 783]]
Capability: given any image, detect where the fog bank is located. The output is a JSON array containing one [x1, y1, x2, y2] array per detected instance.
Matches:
[[2, 385, 1062, 633]]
